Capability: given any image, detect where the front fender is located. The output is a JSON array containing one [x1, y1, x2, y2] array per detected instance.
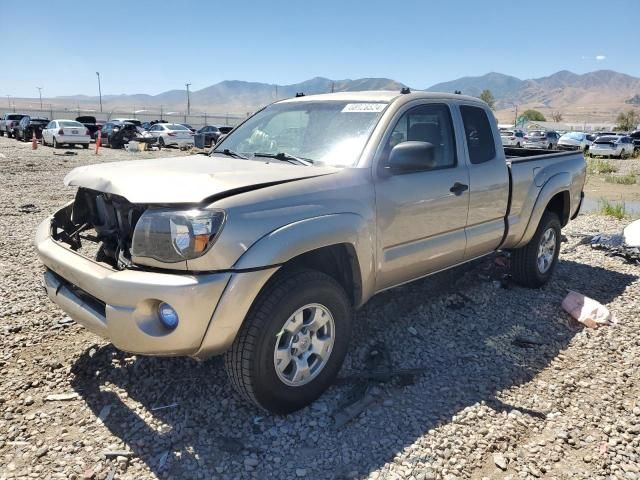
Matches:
[[233, 213, 376, 305], [514, 172, 571, 248]]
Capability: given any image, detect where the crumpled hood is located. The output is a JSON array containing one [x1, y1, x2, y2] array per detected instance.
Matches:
[[64, 155, 339, 204]]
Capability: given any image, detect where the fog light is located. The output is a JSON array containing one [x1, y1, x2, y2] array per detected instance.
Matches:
[[158, 303, 179, 330]]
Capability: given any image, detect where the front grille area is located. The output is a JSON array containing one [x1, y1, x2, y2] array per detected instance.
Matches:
[[47, 269, 106, 318], [51, 188, 145, 270]]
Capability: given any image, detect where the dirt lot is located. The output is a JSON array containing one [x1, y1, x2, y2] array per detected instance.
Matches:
[[1, 136, 639, 480]]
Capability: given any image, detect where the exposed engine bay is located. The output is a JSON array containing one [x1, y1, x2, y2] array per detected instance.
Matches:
[[52, 188, 146, 270]]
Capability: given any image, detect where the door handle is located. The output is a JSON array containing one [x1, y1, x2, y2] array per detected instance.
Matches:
[[449, 182, 469, 195]]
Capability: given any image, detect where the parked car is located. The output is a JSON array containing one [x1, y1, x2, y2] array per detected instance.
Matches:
[[630, 130, 640, 152], [110, 118, 142, 127], [557, 132, 593, 152], [0, 113, 26, 138], [180, 123, 196, 133], [99, 121, 155, 149], [36, 90, 586, 413], [147, 123, 194, 147], [13, 115, 49, 141], [523, 130, 560, 149], [141, 120, 168, 131], [197, 125, 233, 147], [499, 129, 525, 147], [76, 116, 103, 139], [589, 135, 635, 159], [41, 120, 91, 148]]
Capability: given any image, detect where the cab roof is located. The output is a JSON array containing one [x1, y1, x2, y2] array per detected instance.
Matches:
[[276, 90, 484, 105]]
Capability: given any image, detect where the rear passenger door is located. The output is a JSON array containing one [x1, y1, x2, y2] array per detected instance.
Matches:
[[374, 102, 470, 291], [458, 104, 510, 259]]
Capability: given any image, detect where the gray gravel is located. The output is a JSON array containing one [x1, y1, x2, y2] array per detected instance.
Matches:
[[1, 136, 639, 480]]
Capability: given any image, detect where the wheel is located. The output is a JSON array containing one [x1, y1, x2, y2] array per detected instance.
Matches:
[[510, 211, 561, 288], [548, 143, 553, 150], [516, 142, 521, 148], [41, 136, 46, 146], [0, 129, 4, 137], [620, 149, 626, 159], [158, 137, 165, 147], [52, 137, 60, 149], [224, 269, 352, 413], [82, 143, 89, 149], [6, 129, 12, 138]]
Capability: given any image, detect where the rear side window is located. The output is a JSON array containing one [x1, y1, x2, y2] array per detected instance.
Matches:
[[460, 106, 496, 164]]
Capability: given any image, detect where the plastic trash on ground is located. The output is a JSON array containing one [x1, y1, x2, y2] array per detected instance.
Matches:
[[561, 290, 617, 328], [623, 219, 640, 248]]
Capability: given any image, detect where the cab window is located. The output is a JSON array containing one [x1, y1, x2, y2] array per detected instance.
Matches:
[[460, 105, 496, 165]]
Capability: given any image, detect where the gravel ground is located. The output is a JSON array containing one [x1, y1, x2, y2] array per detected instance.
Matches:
[[1, 136, 639, 480]]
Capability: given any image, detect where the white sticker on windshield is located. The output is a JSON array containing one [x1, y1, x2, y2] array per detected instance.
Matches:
[[341, 103, 387, 113]]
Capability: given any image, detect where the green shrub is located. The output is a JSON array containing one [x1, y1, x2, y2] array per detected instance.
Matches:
[[587, 158, 617, 174], [598, 199, 626, 219], [604, 174, 636, 185]]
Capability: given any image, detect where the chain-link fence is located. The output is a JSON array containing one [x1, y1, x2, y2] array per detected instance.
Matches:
[[3, 104, 248, 130]]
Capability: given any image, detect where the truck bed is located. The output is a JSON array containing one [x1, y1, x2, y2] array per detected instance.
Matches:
[[501, 147, 586, 250]]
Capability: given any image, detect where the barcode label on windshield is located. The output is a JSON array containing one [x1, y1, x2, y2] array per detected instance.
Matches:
[[341, 103, 387, 113]]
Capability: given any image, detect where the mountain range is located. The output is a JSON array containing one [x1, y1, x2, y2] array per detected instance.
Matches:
[[19, 70, 640, 124]]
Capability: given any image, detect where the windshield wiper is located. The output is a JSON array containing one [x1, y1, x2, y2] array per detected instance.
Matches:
[[253, 152, 313, 166], [213, 148, 248, 159]]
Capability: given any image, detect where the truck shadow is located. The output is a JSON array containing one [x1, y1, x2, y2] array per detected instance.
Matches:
[[70, 257, 636, 479]]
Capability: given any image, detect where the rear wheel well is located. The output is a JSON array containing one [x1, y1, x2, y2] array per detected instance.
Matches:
[[280, 244, 362, 307], [546, 191, 570, 226]]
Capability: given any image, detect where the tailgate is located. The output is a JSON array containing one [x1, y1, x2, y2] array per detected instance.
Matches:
[[63, 127, 86, 136]]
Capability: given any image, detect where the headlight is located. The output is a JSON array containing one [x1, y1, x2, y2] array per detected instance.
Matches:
[[131, 208, 225, 263]]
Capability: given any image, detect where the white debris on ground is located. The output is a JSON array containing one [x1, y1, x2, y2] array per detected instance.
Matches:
[[0, 136, 639, 480]]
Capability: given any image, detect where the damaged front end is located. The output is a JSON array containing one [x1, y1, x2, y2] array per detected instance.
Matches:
[[52, 188, 146, 270]]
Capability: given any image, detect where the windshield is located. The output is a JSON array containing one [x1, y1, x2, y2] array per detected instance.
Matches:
[[528, 131, 545, 137], [59, 121, 84, 128], [167, 124, 189, 130], [561, 132, 585, 141], [214, 100, 388, 167], [594, 136, 618, 143], [7, 114, 25, 120]]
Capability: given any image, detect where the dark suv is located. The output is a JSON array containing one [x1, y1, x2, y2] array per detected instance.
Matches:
[[197, 125, 234, 147], [13, 116, 50, 141]]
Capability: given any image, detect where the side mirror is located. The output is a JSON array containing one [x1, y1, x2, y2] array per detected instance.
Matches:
[[387, 141, 435, 173]]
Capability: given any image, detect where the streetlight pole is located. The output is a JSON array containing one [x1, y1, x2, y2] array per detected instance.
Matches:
[[37, 87, 43, 110], [96, 72, 103, 113], [185, 83, 191, 116]]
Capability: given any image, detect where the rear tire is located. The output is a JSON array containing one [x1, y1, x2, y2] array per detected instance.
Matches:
[[224, 269, 352, 413], [510, 211, 561, 288], [82, 143, 89, 149], [41, 136, 46, 146], [158, 137, 165, 147], [53, 137, 60, 149]]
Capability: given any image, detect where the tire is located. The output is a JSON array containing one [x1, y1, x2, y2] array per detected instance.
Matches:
[[516, 142, 521, 148], [224, 269, 352, 414], [6, 130, 12, 139], [158, 137, 165, 147], [510, 211, 561, 288], [0, 129, 4, 137], [82, 143, 89, 149], [52, 137, 60, 149], [41, 136, 46, 146], [620, 149, 626, 159], [548, 143, 553, 150]]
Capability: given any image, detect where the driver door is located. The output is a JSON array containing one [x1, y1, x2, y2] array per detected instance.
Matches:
[[374, 103, 470, 291]]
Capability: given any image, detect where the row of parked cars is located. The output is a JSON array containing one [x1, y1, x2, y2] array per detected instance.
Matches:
[[500, 128, 640, 159], [0, 113, 233, 150]]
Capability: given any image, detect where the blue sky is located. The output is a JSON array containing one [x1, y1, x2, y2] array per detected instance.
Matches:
[[1, 0, 637, 98]]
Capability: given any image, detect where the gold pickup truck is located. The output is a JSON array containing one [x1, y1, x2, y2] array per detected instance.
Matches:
[[36, 90, 586, 413]]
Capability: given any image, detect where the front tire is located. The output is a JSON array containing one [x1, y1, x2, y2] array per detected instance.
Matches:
[[82, 143, 89, 149], [510, 211, 561, 288], [158, 137, 165, 148], [224, 269, 352, 413]]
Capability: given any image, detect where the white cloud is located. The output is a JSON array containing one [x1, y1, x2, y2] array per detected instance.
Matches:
[[595, 55, 606, 61]]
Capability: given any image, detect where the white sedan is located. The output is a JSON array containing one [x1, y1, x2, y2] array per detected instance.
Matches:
[[41, 120, 91, 149], [557, 132, 594, 152], [147, 123, 194, 147]]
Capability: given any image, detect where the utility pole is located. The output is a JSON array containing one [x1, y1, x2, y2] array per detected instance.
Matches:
[[331, 82, 335, 93], [96, 72, 103, 113], [513, 105, 518, 128], [6, 95, 11, 108], [275, 85, 278, 99], [185, 83, 191, 116], [37, 87, 43, 109]]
